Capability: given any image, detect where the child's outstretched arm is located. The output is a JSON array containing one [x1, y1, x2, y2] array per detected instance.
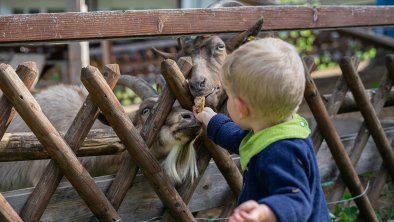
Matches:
[[193, 106, 249, 154], [229, 200, 277, 222]]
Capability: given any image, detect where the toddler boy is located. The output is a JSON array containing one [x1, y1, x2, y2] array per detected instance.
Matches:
[[194, 38, 330, 222]]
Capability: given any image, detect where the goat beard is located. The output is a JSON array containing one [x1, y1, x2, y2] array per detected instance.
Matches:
[[161, 139, 198, 184]]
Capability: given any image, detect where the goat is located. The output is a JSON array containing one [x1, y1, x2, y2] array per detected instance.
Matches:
[[153, 15, 390, 183], [0, 75, 201, 191], [153, 17, 264, 111]]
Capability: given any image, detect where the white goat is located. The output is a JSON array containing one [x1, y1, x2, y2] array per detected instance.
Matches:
[[0, 76, 200, 191]]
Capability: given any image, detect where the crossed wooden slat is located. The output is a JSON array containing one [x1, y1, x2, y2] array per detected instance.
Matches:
[[0, 62, 38, 222], [0, 61, 201, 221], [19, 65, 121, 221], [303, 57, 379, 222], [304, 55, 394, 221], [326, 57, 394, 210], [91, 57, 243, 222], [0, 63, 121, 221], [1, 56, 393, 221]]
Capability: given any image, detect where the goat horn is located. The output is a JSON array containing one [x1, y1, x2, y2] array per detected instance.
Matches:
[[152, 47, 177, 60], [225, 16, 264, 52], [117, 75, 157, 100], [177, 38, 184, 51]]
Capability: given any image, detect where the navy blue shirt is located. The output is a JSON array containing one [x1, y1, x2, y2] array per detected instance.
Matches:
[[207, 114, 330, 222]]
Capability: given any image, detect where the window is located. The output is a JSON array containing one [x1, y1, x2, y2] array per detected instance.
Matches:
[[12, 8, 24, 14], [29, 8, 40, 14], [47, 8, 65, 13]]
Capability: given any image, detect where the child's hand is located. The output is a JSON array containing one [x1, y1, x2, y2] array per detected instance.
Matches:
[[229, 201, 277, 222], [192, 106, 217, 127]]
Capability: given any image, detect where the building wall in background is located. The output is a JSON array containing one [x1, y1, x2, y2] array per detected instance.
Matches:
[[97, 0, 178, 10], [0, 0, 180, 15]]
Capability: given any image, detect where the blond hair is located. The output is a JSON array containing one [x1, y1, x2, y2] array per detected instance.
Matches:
[[221, 37, 305, 123]]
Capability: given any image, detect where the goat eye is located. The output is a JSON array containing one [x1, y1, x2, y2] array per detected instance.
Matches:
[[142, 108, 150, 115], [216, 44, 225, 51]]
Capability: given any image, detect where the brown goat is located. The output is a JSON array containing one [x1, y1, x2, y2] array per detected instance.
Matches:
[[153, 18, 264, 111], [0, 76, 201, 191]]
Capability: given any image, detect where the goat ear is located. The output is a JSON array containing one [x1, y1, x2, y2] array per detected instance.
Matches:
[[225, 16, 264, 52], [152, 47, 177, 60], [155, 74, 166, 94]]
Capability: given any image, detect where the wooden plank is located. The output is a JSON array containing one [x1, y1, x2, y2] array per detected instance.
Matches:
[[322, 89, 394, 114], [0, 64, 121, 221], [3, 159, 234, 221], [100, 57, 193, 213], [341, 56, 394, 180], [0, 129, 124, 161], [326, 66, 393, 211], [161, 59, 242, 196], [20, 65, 120, 222], [0, 194, 22, 222], [303, 57, 378, 222], [1, 6, 394, 44], [0, 62, 38, 222], [81, 67, 196, 221], [0, 62, 38, 142]]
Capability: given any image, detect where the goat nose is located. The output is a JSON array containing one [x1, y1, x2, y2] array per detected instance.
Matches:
[[181, 112, 194, 120], [189, 77, 207, 91]]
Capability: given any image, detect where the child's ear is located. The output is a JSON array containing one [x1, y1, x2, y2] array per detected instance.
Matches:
[[235, 97, 249, 119]]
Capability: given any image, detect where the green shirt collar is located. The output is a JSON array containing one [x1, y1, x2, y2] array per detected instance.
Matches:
[[239, 114, 310, 171]]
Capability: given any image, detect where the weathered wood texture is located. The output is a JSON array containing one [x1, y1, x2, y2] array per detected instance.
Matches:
[[340, 57, 394, 180], [0, 194, 22, 222], [20, 65, 121, 222], [322, 89, 394, 114], [0, 62, 37, 222], [310, 58, 359, 152], [100, 57, 193, 214], [81, 67, 196, 221], [0, 64, 121, 221], [161, 59, 194, 110], [0, 62, 38, 139], [160, 59, 243, 196], [365, 55, 394, 208], [1, 6, 394, 44], [327, 63, 393, 211], [0, 129, 123, 161], [303, 58, 378, 222], [3, 159, 234, 221]]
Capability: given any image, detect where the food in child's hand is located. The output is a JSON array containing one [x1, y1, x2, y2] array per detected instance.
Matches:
[[194, 96, 205, 113]]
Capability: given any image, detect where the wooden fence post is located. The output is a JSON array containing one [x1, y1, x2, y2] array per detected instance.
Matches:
[[0, 62, 37, 222], [303, 58, 378, 222], [363, 54, 394, 207], [327, 58, 393, 210], [340, 56, 394, 180], [98, 57, 193, 214], [81, 68, 196, 222], [0, 194, 22, 222], [0, 63, 121, 222], [0, 129, 124, 161], [160, 59, 243, 196], [310, 58, 359, 152], [19, 65, 121, 222], [0, 62, 37, 139]]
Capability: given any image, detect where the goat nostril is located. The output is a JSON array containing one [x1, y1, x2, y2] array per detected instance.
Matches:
[[199, 79, 206, 88], [181, 113, 193, 120]]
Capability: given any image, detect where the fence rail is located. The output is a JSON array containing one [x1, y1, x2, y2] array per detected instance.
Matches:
[[0, 5, 394, 222], [1, 6, 394, 44]]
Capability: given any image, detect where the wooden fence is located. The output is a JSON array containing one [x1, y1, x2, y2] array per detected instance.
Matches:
[[0, 5, 394, 222]]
